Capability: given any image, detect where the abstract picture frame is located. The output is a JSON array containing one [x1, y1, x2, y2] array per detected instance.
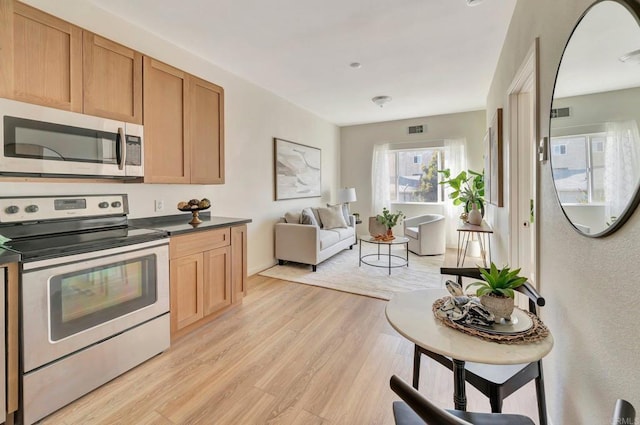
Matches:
[[489, 108, 504, 207], [483, 129, 492, 205], [274, 138, 322, 200]]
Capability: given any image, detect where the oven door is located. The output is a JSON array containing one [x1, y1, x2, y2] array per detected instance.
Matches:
[[21, 239, 169, 373]]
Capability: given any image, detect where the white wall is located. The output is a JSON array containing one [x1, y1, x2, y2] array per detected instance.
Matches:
[[487, 0, 640, 423], [340, 111, 486, 236], [5, 0, 340, 275]]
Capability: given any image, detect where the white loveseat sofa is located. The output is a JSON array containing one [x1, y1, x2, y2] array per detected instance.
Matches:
[[275, 205, 356, 271]]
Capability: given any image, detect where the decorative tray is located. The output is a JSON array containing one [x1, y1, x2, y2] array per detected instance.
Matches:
[[432, 297, 550, 344], [464, 308, 533, 335]]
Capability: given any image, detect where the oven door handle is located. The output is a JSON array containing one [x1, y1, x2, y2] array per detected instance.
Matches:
[[117, 127, 126, 171]]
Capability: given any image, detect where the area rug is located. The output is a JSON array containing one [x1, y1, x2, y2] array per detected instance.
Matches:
[[258, 246, 447, 300]]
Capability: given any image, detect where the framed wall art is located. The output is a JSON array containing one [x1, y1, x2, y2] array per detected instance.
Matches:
[[483, 129, 492, 205], [274, 138, 322, 200], [489, 108, 503, 207]]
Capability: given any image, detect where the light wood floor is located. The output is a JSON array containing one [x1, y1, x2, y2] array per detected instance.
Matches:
[[42, 275, 539, 424]]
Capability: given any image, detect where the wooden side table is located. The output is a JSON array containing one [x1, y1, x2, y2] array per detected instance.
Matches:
[[456, 221, 493, 267]]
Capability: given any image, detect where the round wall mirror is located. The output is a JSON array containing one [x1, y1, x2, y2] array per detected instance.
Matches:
[[550, 0, 640, 236]]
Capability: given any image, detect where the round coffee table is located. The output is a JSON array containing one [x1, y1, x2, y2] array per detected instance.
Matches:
[[358, 235, 409, 275]]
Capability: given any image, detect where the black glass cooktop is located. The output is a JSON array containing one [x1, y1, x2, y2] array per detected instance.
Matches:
[[4, 226, 167, 262]]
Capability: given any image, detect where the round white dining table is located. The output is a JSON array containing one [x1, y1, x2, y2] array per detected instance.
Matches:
[[385, 289, 554, 410]]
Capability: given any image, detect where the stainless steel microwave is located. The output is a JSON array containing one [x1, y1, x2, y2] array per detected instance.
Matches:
[[0, 98, 143, 179]]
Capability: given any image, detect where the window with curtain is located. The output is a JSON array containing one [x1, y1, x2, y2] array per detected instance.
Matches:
[[386, 147, 446, 204]]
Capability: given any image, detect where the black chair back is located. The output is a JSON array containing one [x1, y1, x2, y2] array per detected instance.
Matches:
[[612, 399, 635, 425]]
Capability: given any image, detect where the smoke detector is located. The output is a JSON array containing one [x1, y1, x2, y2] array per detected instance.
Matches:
[[466, 0, 485, 6]]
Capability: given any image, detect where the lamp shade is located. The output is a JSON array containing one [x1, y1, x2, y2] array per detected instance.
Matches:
[[337, 187, 357, 203]]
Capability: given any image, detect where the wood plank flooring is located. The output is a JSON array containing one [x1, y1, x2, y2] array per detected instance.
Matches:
[[41, 275, 539, 424]]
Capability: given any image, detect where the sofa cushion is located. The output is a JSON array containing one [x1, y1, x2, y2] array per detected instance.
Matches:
[[311, 207, 323, 227], [405, 226, 419, 239], [329, 227, 354, 242], [319, 229, 340, 250], [300, 208, 319, 226], [317, 205, 348, 229], [327, 203, 350, 224], [284, 211, 301, 224]]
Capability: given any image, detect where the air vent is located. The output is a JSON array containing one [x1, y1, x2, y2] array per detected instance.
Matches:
[[551, 107, 570, 118], [408, 125, 424, 134]]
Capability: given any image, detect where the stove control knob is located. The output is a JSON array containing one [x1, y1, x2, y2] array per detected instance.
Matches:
[[111, 201, 122, 208], [25, 205, 39, 213], [98, 202, 109, 209], [4, 205, 19, 214]]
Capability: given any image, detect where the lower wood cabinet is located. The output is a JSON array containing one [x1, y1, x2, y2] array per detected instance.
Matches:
[[169, 226, 246, 339]]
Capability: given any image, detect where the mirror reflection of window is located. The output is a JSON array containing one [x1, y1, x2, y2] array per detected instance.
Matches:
[[549, 0, 640, 236]]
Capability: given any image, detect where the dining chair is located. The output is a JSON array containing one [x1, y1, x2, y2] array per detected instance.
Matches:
[[612, 399, 635, 425], [390, 374, 535, 425], [413, 267, 549, 425], [391, 374, 635, 425]]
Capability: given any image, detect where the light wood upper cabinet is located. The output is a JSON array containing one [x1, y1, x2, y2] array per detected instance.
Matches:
[[190, 76, 224, 184], [0, 1, 83, 112], [144, 57, 225, 184], [83, 32, 142, 124], [143, 56, 190, 183]]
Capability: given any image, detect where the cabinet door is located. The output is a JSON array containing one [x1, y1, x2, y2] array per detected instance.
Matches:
[[143, 56, 190, 183], [170, 253, 203, 333], [203, 246, 231, 316], [83, 32, 142, 123], [231, 225, 248, 302], [190, 76, 224, 184], [0, 1, 82, 111]]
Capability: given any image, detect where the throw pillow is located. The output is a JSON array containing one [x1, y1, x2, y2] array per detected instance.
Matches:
[[327, 203, 350, 224], [300, 207, 319, 226], [317, 205, 348, 229], [284, 211, 301, 224], [310, 207, 323, 228]]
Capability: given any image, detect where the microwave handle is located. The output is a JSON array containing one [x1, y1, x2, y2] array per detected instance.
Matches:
[[117, 127, 126, 170]]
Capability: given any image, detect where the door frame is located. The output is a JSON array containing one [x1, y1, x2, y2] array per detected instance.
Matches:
[[506, 38, 540, 286]]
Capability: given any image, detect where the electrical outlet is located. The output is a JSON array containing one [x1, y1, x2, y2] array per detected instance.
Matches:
[[154, 200, 164, 212]]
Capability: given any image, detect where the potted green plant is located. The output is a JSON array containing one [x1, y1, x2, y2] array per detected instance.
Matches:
[[466, 263, 527, 321], [375, 207, 405, 236], [437, 168, 485, 216]]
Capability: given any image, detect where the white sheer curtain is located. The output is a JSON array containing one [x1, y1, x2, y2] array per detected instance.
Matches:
[[371, 143, 390, 215], [604, 120, 640, 222], [443, 138, 467, 248]]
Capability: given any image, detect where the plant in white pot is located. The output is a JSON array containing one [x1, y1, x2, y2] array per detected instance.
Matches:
[[466, 263, 527, 321]]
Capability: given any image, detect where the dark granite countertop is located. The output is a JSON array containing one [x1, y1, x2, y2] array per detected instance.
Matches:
[[0, 247, 21, 264], [130, 213, 251, 236]]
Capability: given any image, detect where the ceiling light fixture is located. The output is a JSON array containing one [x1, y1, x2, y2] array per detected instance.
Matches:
[[349, 62, 362, 69], [619, 49, 640, 64], [466, 0, 486, 6], [372, 95, 392, 107]]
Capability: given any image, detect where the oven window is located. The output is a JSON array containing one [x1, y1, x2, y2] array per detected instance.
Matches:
[[49, 254, 157, 341]]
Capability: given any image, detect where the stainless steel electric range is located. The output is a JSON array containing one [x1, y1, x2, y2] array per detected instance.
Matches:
[[0, 194, 170, 425]]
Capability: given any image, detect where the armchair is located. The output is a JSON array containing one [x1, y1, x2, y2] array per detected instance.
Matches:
[[403, 214, 446, 256]]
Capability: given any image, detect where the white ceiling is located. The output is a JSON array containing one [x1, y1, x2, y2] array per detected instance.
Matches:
[[89, 0, 517, 126]]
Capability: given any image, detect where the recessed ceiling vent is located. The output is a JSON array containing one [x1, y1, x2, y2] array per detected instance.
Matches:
[[551, 107, 571, 119], [408, 125, 424, 134]]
